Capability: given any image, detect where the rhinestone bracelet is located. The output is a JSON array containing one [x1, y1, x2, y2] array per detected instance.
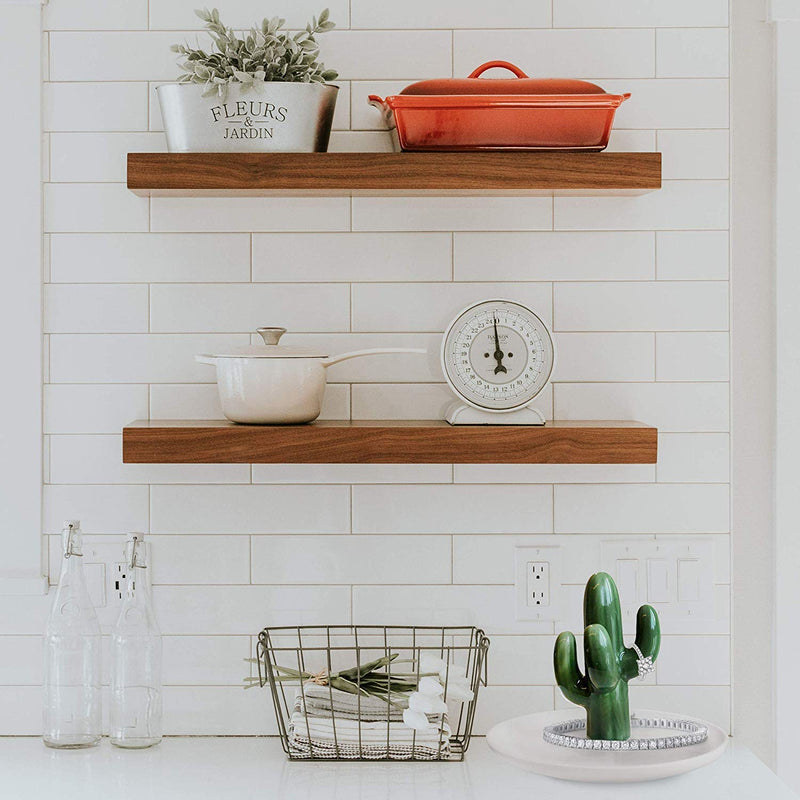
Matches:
[[543, 716, 708, 751]]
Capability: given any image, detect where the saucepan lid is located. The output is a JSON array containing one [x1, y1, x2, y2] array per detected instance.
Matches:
[[198, 328, 329, 359]]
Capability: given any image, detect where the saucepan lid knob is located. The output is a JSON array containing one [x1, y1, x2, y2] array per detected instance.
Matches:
[[256, 327, 287, 346]]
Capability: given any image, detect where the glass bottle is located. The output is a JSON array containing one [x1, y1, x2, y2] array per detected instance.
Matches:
[[110, 535, 162, 748], [43, 521, 102, 749]]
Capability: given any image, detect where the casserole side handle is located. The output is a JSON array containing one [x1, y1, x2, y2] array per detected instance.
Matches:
[[368, 94, 394, 126]]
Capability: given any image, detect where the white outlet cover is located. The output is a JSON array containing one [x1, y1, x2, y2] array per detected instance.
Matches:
[[48, 534, 129, 631], [601, 537, 715, 624], [515, 545, 562, 621]]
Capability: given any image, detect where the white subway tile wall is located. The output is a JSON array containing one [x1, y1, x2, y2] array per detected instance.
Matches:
[[50, 132, 166, 183], [0, 3, 732, 737]]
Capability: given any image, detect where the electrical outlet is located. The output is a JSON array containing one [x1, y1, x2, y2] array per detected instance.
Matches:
[[48, 535, 129, 631], [114, 562, 128, 601], [515, 546, 562, 621], [527, 562, 550, 607]]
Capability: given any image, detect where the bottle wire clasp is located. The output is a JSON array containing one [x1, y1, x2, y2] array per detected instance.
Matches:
[[64, 522, 83, 558], [128, 535, 147, 570]]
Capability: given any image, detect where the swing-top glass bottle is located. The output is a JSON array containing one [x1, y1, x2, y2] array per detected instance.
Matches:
[[43, 520, 102, 749], [110, 534, 162, 748]]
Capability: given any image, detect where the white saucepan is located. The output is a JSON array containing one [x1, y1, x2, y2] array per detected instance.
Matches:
[[197, 327, 426, 424]]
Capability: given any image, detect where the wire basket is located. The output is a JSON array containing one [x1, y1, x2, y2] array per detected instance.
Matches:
[[257, 625, 490, 761]]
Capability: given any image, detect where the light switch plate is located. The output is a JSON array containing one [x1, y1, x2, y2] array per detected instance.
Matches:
[[515, 545, 562, 621], [601, 538, 715, 624]]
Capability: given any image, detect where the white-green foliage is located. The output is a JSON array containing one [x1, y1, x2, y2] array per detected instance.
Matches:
[[172, 7, 338, 97]]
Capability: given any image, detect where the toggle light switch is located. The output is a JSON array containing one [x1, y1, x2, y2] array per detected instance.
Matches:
[[600, 538, 715, 625], [677, 558, 701, 603], [646, 558, 670, 604]]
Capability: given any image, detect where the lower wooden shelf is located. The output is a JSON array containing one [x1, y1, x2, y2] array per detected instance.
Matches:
[[122, 419, 657, 464]]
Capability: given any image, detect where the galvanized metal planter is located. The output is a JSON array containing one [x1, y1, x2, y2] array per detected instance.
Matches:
[[157, 82, 338, 153]]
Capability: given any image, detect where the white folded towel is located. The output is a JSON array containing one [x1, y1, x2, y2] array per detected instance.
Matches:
[[290, 712, 450, 744], [288, 734, 450, 761], [300, 683, 405, 721], [288, 689, 452, 760]]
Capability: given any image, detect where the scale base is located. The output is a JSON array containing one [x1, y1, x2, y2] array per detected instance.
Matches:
[[444, 401, 546, 426]]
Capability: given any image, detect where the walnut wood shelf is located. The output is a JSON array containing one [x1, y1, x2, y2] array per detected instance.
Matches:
[[122, 419, 657, 464], [127, 152, 662, 196]]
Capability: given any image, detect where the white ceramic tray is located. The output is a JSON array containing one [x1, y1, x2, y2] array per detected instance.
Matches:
[[486, 709, 728, 783]]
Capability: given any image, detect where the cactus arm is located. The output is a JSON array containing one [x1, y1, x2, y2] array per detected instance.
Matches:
[[635, 604, 661, 660], [621, 604, 661, 681], [584, 623, 621, 692], [554, 631, 589, 707], [583, 572, 625, 655]]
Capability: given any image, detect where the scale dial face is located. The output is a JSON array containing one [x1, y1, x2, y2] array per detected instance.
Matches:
[[441, 299, 555, 412]]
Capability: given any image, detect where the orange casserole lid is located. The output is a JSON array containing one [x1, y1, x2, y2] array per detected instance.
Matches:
[[400, 61, 608, 96]]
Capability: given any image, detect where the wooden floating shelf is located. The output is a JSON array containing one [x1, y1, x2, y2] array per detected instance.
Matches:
[[127, 152, 662, 196], [122, 419, 658, 465]]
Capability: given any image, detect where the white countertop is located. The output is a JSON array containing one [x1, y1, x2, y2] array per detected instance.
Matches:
[[0, 737, 794, 799]]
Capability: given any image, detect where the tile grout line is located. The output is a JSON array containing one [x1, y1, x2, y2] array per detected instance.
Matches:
[[450, 534, 454, 584], [653, 27, 658, 77]]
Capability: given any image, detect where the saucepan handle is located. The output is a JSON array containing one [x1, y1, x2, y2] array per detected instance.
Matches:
[[195, 355, 217, 366], [468, 61, 529, 79], [322, 348, 427, 368]]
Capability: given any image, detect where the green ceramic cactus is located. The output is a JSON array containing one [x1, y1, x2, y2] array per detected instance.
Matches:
[[554, 571, 660, 741]]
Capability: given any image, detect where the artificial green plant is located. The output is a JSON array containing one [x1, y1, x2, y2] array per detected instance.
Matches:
[[172, 8, 338, 97], [554, 571, 660, 741]]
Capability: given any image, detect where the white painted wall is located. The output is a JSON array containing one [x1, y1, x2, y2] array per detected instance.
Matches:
[[731, 0, 775, 772], [0, 0, 46, 595], [0, 0, 749, 743], [766, 2, 800, 789]]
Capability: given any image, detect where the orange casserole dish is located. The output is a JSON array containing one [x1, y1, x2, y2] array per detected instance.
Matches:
[[368, 61, 630, 152]]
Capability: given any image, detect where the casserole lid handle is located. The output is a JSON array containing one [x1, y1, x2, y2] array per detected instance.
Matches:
[[468, 61, 529, 79]]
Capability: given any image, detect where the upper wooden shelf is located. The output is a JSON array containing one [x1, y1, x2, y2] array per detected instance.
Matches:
[[127, 152, 662, 196], [122, 419, 657, 465]]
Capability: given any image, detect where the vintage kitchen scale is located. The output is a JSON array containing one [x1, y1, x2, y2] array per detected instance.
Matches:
[[441, 299, 555, 425]]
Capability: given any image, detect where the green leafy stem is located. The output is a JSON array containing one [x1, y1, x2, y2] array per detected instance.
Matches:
[[243, 653, 438, 708], [172, 7, 338, 97]]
